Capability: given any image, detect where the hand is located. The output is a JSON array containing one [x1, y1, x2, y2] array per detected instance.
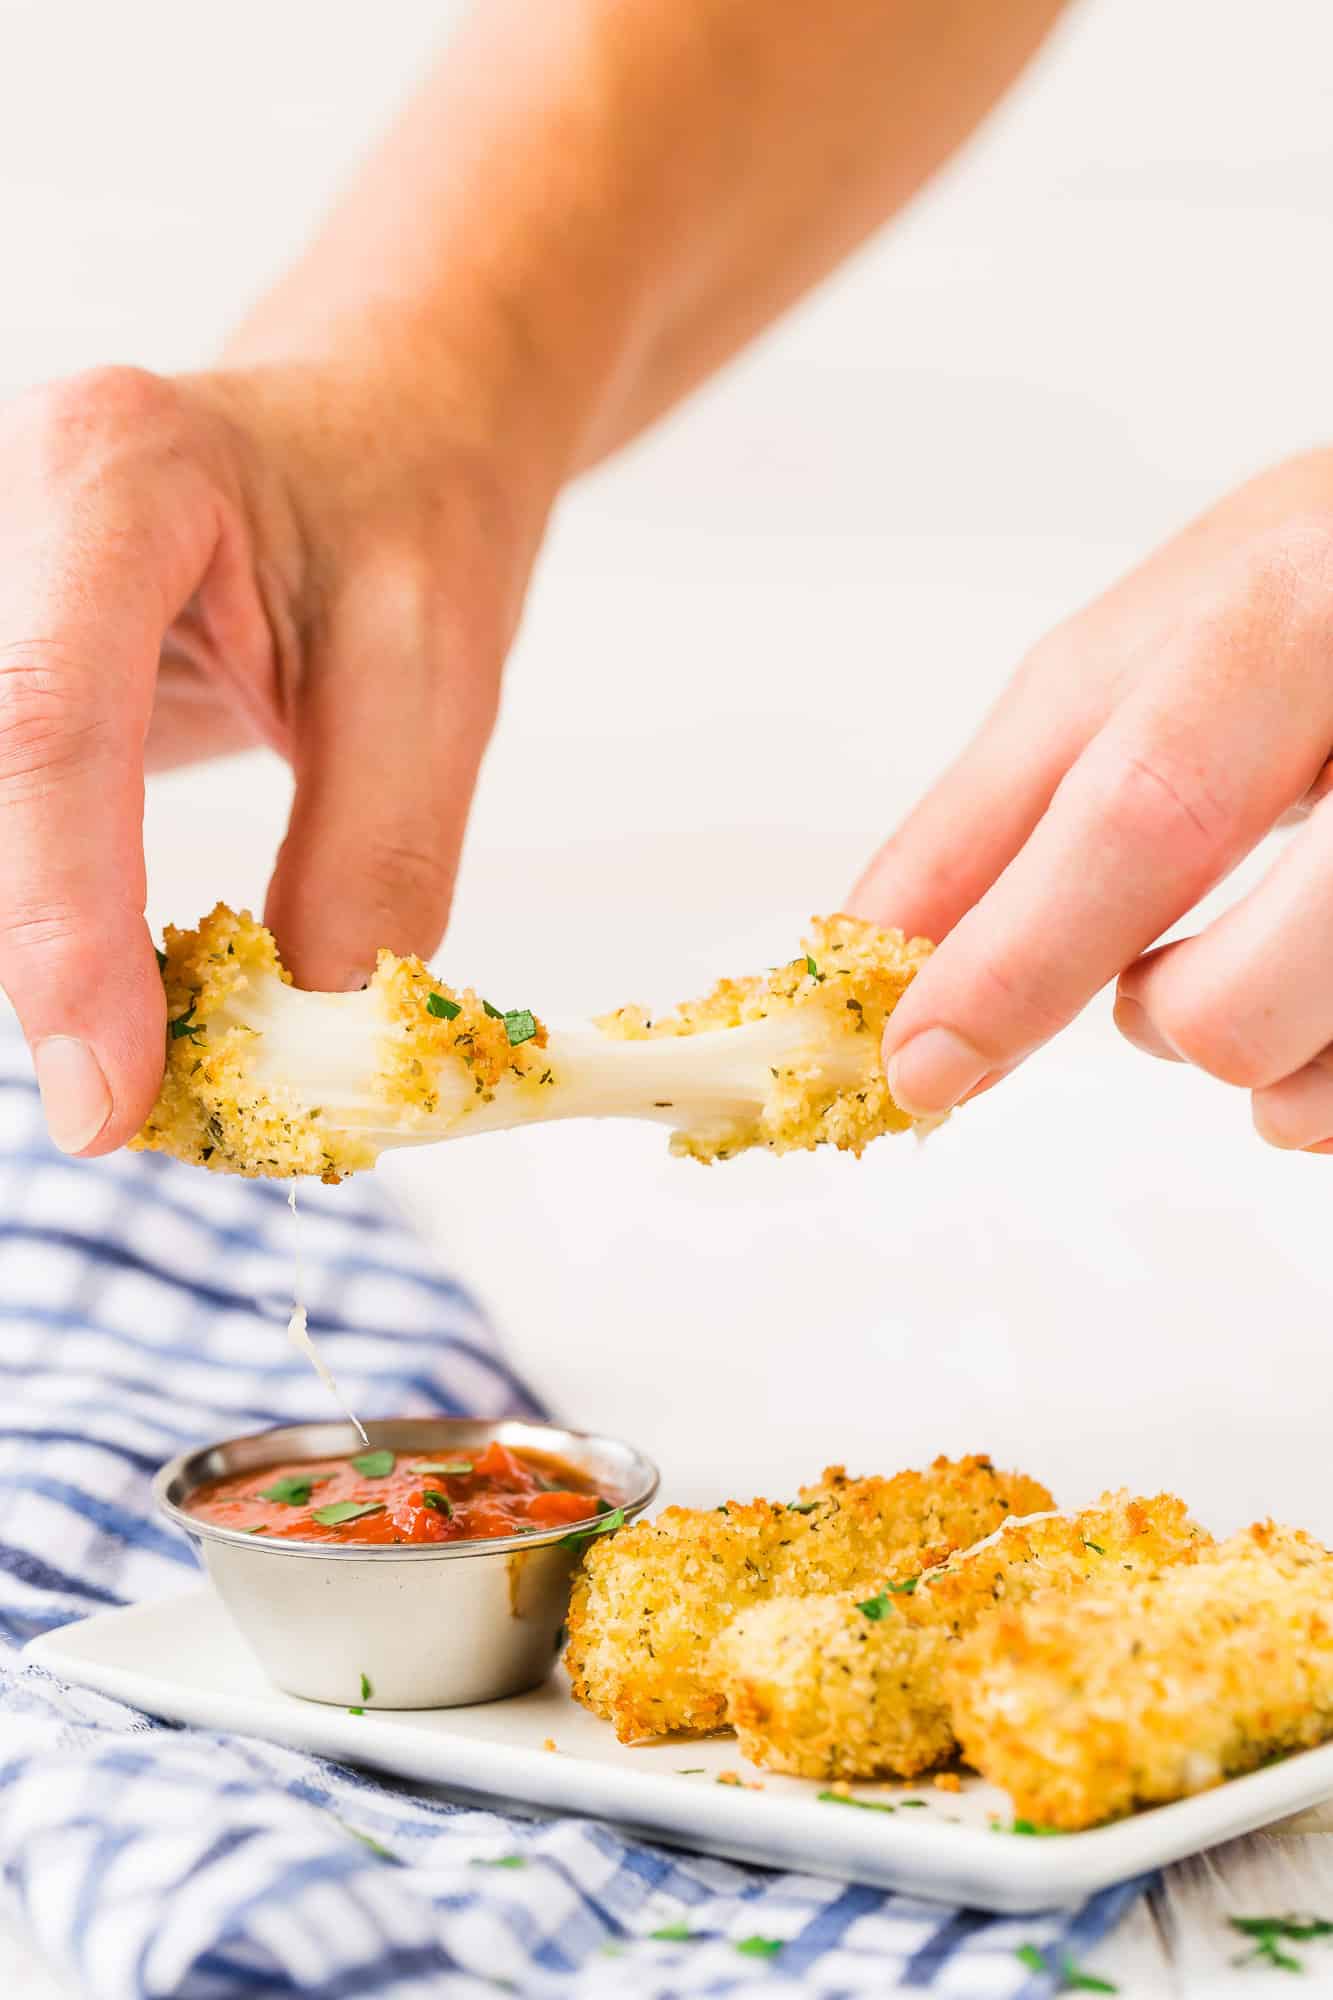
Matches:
[[0, 359, 552, 1156], [849, 452, 1333, 1149]]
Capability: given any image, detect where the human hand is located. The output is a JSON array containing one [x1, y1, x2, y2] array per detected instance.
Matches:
[[849, 452, 1333, 1148], [0, 358, 553, 1156]]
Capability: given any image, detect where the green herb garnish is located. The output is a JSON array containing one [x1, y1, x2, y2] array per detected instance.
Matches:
[[650, 1922, 694, 1942], [676, 1768, 706, 1776], [351, 1450, 395, 1478], [257, 1474, 328, 1507], [482, 1000, 503, 1020], [562, 1506, 625, 1552], [413, 1461, 474, 1478], [817, 1789, 895, 1813], [311, 1500, 385, 1527], [1083, 1540, 1106, 1556], [856, 1577, 918, 1620], [359, 1671, 373, 1701], [169, 1003, 203, 1042], [1008, 1818, 1062, 1836], [243, 1525, 269, 1535], [786, 1499, 819, 1514], [1229, 1916, 1333, 1972], [422, 1489, 453, 1517], [426, 992, 461, 1021], [898, 1798, 927, 1807], [502, 1008, 537, 1047], [736, 1937, 783, 1959], [1015, 1944, 1117, 1992], [472, 1854, 526, 1869], [804, 956, 821, 980], [347, 1705, 364, 1716]]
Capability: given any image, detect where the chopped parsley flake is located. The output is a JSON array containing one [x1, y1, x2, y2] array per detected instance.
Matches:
[[736, 1937, 783, 1959], [257, 1474, 327, 1507], [649, 1922, 693, 1942], [1229, 1915, 1333, 1973], [413, 1461, 474, 1477], [350, 1450, 395, 1478], [1007, 1818, 1062, 1837], [422, 1489, 453, 1517], [472, 1854, 526, 1869], [786, 1499, 819, 1514], [347, 1705, 364, 1716], [561, 1506, 625, 1552], [359, 1671, 373, 1702], [426, 991, 461, 1020], [1016, 1943, 1117, 1991], [169, 1003, 203, 1042], [311, 1500, 385, 1527], [856, 1577, 918, 1620], [1083, 1540, 1106, 1555], [482, 999, 503, 1020], [676, 1768, 706, 1776], [503, 1008, 538, 1046]]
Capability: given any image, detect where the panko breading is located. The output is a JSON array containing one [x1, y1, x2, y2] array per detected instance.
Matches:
[[949, 1521, 1333, 1829], [564, 1455, 1053, 1741], [717, 1492, 1209, 1780], [597, 913, 932, 1162], [133, 906, 932, 1178]]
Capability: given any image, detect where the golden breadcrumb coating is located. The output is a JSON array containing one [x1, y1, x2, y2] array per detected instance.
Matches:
[[130, 904, 551, 1179], [563, 1454, 1052, 1742], [132, 906, 929, 1178], [597, 913, 931, 1162], [717, 1492, 1208, 1781], [949, 1520, 1333, 1829], [130, 904, 366, 1182]]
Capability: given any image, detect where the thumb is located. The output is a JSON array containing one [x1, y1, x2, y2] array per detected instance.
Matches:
[[265, 577, 501, 988]]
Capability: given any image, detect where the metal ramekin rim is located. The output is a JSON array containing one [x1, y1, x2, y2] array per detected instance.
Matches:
[[153, 1415, 660, 1562]]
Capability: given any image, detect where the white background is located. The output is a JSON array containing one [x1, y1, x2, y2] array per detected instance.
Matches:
[[3, 1, 1333, 1532], [3, 5, 1333, 1996]]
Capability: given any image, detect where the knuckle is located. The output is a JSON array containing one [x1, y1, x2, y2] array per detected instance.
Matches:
[[1216, 512, 1333, 647], [0, 647, 109, 791], [1152, 983, 1273, 1087], [5, 366, 182, 488], [1079, 744, 1230, 870], [359, 833, 457, 924]]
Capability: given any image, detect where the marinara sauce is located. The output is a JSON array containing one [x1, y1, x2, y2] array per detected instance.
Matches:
[[187, 1440, 607, 1545]]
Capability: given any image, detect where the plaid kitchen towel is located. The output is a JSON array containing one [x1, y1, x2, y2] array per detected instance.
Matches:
[[0, 1029, 1148, 1998]]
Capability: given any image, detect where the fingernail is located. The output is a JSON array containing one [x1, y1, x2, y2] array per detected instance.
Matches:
[[33, 1036, 112, 1154], [1112, 995, 1180, 1062], [885, 1027, 989, 1116], [1253, 1059, 1333, 1152]]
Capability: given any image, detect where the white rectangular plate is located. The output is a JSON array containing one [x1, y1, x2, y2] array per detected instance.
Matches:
[[26, 1589, 1333, 1914]]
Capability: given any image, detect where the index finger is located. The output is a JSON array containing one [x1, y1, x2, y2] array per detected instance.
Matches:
[[880, 600, 1333, 1115], [0, 381, 212, 1150]]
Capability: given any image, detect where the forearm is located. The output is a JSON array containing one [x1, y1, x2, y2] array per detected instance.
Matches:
[[225, 0, 1065, 487]]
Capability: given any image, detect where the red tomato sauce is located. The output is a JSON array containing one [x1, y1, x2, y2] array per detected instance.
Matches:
[[187, 1440, 606, 1545]]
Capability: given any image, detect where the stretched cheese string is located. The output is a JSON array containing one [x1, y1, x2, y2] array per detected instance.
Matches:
[[285, 1185, 369, 1445]]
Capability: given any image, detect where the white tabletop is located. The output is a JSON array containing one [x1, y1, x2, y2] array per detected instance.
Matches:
[[3, 0, 1333, 1989]]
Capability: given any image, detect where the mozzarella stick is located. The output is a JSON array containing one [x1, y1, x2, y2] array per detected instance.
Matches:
[[717, 1493, 1207, 1780], [949, 1521, 1333, 1829], [564, 1454, 1052, 1741]]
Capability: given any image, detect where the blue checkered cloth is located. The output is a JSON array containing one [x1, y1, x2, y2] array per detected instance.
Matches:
[[0, 1029, 1146, 1998]]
